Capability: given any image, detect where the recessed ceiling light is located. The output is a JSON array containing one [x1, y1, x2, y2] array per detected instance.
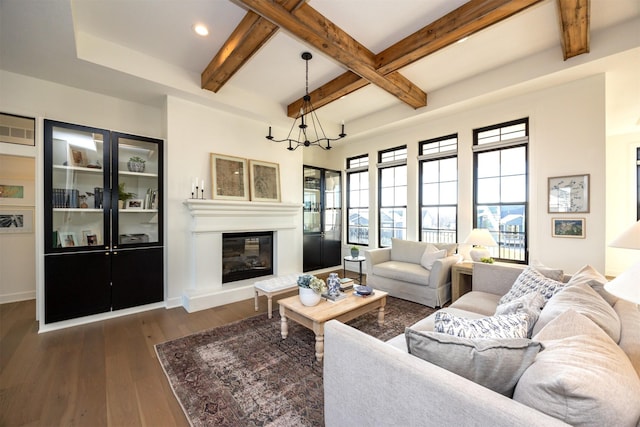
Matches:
[[193, 24, 209, 37]]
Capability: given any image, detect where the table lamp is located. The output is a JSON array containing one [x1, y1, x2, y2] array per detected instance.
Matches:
[[604, 220, 640, 304], [463, 228, 498, 262]]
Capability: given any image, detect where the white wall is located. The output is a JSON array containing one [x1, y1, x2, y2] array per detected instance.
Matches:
[[164, 96, 303, 306], [332, 75, 607, 275]]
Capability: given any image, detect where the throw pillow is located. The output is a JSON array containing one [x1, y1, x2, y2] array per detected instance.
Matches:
[[434, 311, 529, 339], [495, 291, 544, 338], [530, 259, 564, 281], [499, 266, 565, 306], [531, 282, 621, 342], [420, 247, 446, 270], [514, 310, 640, 427], [565, 264, 618, 306], [405, 328, 542, 397], [433, 242, 457, 257]]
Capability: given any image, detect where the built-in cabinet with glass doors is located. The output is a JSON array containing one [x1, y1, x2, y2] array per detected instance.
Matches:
[[303, 165, 341, 271], [43, 120, 163, 323]]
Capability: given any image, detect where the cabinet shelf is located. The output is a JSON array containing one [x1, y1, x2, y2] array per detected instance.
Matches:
[[53, 208, 102, 213], [120, 209, 158, 213], [53, 164, 103, 174], [119, 170, 158, 178]]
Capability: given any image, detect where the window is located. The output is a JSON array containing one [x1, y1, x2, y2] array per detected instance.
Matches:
[[473, 118, 528, 263], [378, 146, 407, 247], [346, 155, 369, 245], [419, 135, 458, 243]]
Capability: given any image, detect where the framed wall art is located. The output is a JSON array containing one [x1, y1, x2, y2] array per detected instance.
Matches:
[[0, 178, 35, 206], [551, 218, 585, 238], [548, 174, 589, 213], [210, 153, 249, 201], [0, 112, 35, 146], [67, 145, 88, 167], [0, 208, 34, 233], [249, 159, 281, 202]]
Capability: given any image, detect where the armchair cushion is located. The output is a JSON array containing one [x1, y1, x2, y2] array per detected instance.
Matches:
[[372, 261, 430, 286], [390, 238, 428, 264], [420, 247, 446, 270]]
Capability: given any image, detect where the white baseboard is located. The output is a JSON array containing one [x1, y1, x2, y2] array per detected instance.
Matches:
[[0, 290, 36, 305]]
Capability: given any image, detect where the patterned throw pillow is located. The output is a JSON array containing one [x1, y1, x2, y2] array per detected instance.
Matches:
[[499, 266, 565, 306], [434, 311, 530, 339], [495, 291, 544, 338]]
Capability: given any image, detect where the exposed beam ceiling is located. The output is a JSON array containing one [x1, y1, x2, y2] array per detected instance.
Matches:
[[556, 0, 591, 60], [289, 0, 545, 118], [233, 0, 427, 110], [201, 0, 306, 93], [204, 0, 591, 118]]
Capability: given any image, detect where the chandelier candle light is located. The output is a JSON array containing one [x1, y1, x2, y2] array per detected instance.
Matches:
[[266, 52, 346, 151]]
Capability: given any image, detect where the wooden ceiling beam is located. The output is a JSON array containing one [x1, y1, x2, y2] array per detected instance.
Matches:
[[232, 0, 427, 110], [289, 0, 544, 117], [201, 0, 305, 93], [556, 0, 590, 60]]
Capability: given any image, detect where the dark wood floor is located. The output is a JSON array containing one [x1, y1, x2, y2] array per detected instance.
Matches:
[[0, 290, 300, 426]]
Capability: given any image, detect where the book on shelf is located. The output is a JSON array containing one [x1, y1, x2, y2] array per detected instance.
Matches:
[[321, 292, 347, 302]]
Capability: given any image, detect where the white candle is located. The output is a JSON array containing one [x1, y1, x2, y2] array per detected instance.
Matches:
[[191, 181, 195, 193], [201, 179, 204, 190]]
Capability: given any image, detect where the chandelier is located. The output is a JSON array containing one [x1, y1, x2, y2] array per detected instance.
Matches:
[[266, 52, 346, 151]]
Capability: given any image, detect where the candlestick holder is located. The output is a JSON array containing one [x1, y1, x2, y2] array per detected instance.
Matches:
[[201, 188, 205, 199]]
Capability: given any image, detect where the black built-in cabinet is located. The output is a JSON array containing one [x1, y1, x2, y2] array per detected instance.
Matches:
[[44, 120, 163, 323]]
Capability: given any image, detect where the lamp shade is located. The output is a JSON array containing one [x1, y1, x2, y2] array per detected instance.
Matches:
[[604, 261, 640, 304], [463, 229, 498, 247], [609, 220, 640, 249], [463, 228, 498, 262]]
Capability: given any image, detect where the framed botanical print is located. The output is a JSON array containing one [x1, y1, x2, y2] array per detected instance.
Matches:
[[552, 217, 585, 238], [210, 153, 249, 201], [249, 160, 281, 202], [548, 174, 589, 213]]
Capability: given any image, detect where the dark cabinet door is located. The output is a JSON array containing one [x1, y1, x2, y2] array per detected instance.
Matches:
[[303, 166, 342, 272], [111, 247, 163, 310], [45, 252, 111, 323]]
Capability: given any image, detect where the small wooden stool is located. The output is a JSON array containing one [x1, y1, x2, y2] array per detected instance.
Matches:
[[254, 274, 301, 318]]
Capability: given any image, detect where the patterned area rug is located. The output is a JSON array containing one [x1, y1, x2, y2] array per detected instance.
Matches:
[[155, 296, 435, 426]]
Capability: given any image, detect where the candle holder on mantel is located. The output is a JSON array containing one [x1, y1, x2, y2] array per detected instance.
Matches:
[[190, 186, 206, 200]]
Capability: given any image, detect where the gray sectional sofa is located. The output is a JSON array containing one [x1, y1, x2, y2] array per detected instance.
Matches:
[[324, 262, 640, 427], [364, 238, 460, 308]]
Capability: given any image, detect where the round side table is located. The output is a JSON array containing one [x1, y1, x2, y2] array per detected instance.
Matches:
[[343, 255, 366, 284]]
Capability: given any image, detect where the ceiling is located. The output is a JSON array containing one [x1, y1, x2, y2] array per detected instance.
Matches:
[[1, 0, 639, 141]]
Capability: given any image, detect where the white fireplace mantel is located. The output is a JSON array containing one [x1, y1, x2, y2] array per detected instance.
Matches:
[[184, 199, 302, 233], [182, 199, 302, 312]]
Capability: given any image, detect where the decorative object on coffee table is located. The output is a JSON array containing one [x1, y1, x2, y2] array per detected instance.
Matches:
[[327, 272, 341, 296], [297, 274, 327, 307]]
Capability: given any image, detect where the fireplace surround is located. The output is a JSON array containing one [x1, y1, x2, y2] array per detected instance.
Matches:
[[183, 199, 302, 312]]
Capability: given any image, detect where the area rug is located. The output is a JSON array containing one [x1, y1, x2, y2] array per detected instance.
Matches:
[[155, 296, 435, 426]]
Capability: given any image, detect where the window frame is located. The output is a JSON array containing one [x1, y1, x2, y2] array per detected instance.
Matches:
[[418, 134, 458, 244], [346, 154, 369, 246], [377, 145, 407, 247], [472, 118, 529, 264]]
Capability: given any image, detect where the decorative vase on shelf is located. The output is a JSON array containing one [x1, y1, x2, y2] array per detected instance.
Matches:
[[299, 287, 321, 307], [127, 161, 145, 173], [327, 272, 341, 297]]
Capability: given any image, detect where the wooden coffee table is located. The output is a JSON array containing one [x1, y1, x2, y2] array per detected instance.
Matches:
[[278, 290, 388, 362]]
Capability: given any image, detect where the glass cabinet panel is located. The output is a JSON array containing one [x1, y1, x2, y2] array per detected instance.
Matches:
[[47, 123, 110, 251], [114, 133, 162, 247], [303, 167, 322, 233]]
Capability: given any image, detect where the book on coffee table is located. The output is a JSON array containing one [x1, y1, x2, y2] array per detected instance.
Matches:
[[339, 277, 354, 291], [321, 292, 347, 302]]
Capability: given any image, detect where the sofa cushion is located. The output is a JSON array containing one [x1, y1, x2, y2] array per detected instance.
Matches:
[[371, 261, 430, 285], [420, 247, 446, 270], [433, 242, 457, 256], [495, 291, 544, 338], [531, 282, 621, 342], [565, 264, 618, 306], [408, 307, 487, 332], [515, 310, 640, 427], [406, 329, 542, 397], [499, 266, 565, 305], [434, 311, 530, 339], [450, 291, 502, 316], [390, 238, 428, 264], [530, 259, 564, 281]]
